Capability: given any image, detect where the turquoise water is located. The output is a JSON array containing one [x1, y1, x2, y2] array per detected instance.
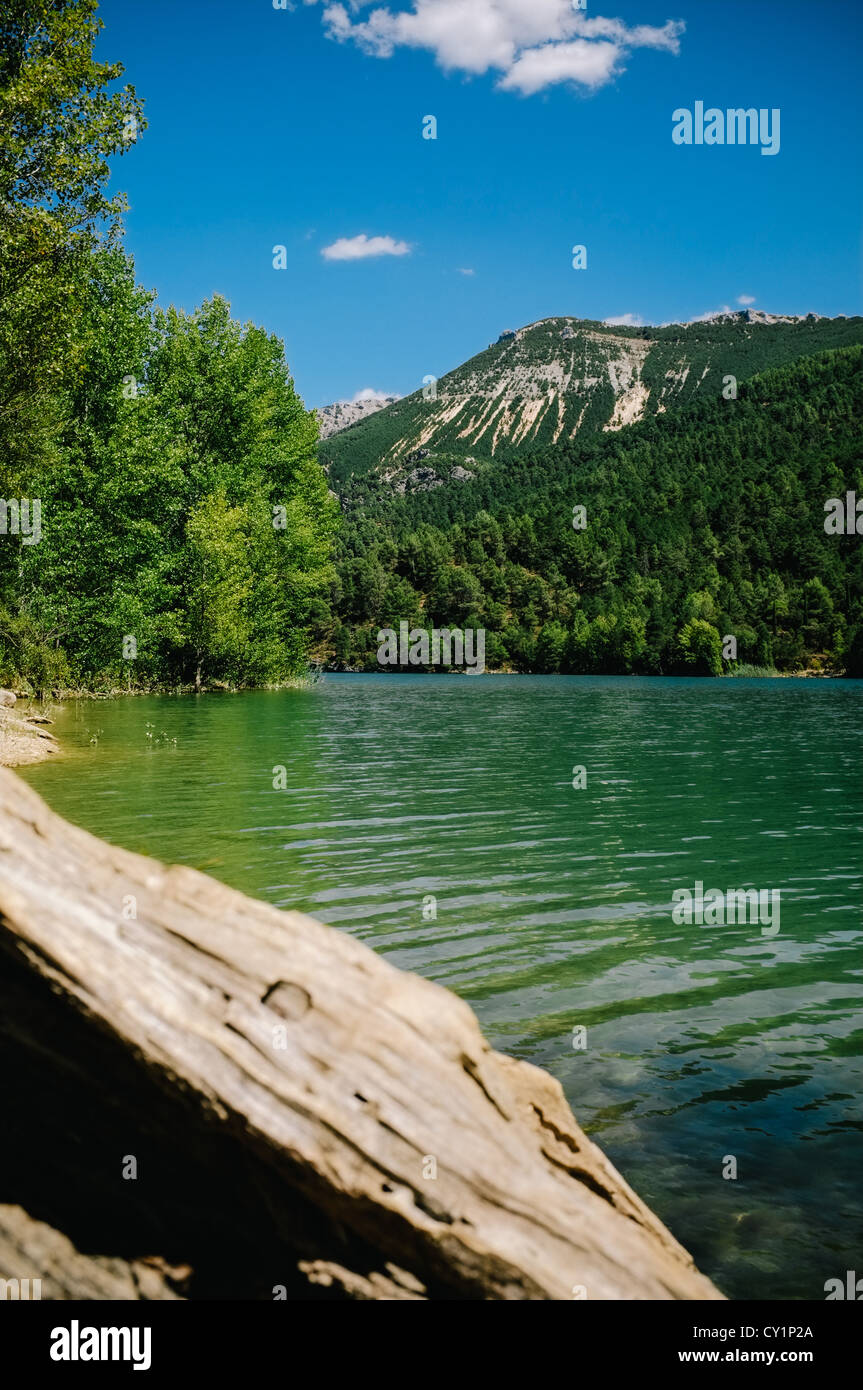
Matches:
[[19, 674, 863, 1300]]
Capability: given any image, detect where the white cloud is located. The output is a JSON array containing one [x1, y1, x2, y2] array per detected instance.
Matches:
[[604, 312, 644, 326], [316, 2, 684, 95], [321, 233, 411, 260], [351, 387, 396, 402], [499, 38, 620, 94], [457, 267, 476, 276], [737, 294, 756, 305]]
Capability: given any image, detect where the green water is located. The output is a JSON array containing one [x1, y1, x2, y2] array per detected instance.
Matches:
[[18, 674, 863, 1300]]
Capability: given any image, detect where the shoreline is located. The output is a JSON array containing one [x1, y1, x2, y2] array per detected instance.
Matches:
[[1, 665, 852, 768], [0, 695, 59, 769]]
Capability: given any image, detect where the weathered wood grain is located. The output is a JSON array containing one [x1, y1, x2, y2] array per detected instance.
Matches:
[[0, 767, 723, 1300]]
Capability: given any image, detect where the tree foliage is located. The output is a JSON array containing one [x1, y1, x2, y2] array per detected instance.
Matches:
[[0, 7, 336, 694]]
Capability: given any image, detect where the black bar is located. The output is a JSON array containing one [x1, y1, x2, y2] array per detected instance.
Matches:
[[1, 1299, 859, 1376]]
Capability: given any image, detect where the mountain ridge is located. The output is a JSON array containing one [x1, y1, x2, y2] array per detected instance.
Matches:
[[319, 313, 863, 500]]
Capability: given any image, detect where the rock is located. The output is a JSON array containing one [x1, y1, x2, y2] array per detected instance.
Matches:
[[316, 394, 400, 440], [0, 690, 15, 708], [0, 707, 58, 767], [405, 466, 442, 492], [0, 768, 724, 1301]]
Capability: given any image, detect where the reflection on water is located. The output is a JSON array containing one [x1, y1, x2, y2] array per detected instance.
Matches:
[[19, 674, 863, 1300]]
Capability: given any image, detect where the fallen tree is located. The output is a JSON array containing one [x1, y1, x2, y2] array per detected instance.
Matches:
[[0, 767, 723, 1300]]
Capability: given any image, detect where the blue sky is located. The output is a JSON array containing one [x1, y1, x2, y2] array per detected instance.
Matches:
[[97, 0, 863, 409]]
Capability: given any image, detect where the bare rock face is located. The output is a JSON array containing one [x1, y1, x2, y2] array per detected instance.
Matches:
[[0, 690, 16, 708], [316, 394, 400, 439], [0, 768, 723, 1301]]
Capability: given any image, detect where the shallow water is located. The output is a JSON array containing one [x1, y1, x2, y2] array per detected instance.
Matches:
[[20, 674, 863, 1299]]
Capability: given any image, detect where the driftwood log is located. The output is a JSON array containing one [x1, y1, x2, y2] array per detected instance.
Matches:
[[0, 767, 723, 1300]]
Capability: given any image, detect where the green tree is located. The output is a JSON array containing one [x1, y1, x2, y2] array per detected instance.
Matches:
[[0, 0, 143, 481], [676, 620, 723, 676], [536, 620, 568, 672], [183, 492, 253, 690]]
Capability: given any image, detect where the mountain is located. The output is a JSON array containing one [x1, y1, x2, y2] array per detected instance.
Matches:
[[319, 313, 863, 502], [316, 392, 400, 440], [315, 345, 863, 677]]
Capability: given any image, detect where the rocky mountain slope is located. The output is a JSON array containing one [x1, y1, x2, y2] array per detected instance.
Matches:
[[316, 393, 400, 440], [319, 313, 863, 497]]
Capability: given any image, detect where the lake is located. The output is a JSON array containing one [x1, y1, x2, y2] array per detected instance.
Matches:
[[19, 674, 863, 1300]]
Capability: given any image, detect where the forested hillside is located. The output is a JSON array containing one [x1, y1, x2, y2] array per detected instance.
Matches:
[[0, 0, 336, 696], [319, 348, 863, 676]]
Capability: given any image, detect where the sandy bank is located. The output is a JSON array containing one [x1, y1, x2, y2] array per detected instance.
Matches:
[[0, 693, 59, 767]]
